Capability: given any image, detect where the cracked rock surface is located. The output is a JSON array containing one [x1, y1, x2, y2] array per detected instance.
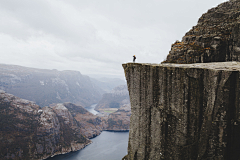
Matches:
[[123, 62, 240, 160]]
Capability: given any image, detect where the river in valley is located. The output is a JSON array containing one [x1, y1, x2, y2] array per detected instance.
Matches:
[[46, 104, 129, 160]]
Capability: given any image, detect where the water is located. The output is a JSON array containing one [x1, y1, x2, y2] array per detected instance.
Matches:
[[46, 131, 129, 160], [46, 104, 129, 160], [85, 104, 99, 115]]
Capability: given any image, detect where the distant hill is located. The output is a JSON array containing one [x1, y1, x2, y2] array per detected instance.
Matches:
[[95, 85, 130, 111], [0, 64, 103, 107]]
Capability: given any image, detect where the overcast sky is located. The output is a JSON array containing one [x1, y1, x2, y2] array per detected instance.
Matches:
[[0, 0, 227, 79]]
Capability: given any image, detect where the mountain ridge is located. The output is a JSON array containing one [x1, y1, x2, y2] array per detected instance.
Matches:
[[0, 63, 103, 107]]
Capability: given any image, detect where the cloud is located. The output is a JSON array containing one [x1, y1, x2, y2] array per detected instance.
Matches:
[[0, 0, 227, 79]]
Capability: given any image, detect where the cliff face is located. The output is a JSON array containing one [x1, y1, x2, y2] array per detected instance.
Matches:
[[63, 102, 103, 138], [164, 0, 240, 64], [0, 90, 90, 160], [123, 1, 240, 159], [123, 62, 240, 160]]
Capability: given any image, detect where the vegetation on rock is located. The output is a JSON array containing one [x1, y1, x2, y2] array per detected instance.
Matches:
[[163, 0, 240, 64]]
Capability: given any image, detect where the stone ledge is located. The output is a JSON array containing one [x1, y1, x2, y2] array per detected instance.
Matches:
[[123, 61, 240, 71], [123, 61, 240, 159]]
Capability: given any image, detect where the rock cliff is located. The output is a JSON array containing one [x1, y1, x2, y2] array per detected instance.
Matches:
[[123, 62, 240, 159], [63, 102, 103, 139], [123, 0, 240, 159], [163, 0, 240, 64], [0, 90, 90, 160], [104, 108, 131, 131]]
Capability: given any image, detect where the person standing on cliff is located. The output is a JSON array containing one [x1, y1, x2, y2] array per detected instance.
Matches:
[[133, 55, 136, 63]]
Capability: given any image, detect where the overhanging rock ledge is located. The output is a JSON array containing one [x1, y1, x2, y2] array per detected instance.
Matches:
[[123, 62, 240, 160]]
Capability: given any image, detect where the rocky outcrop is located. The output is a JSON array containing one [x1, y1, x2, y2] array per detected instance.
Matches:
[[0, 64, 103, 107], [104, 108, 131, 131], [123, 62, 240, 160], [163, 0, 240, 64], [63, 102, 103, 139], [63, 102, 130, 135], [0, 90, 90, 160]]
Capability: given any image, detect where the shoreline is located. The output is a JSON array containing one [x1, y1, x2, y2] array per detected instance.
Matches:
[[42, 104, 130, 159], [44, 130, 129, 160], [103, 130, 129, 132], [44, 141, 92, 160], [89, 130, 129, 140]]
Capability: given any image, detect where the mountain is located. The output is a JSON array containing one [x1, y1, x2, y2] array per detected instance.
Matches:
[[62, 102, 104, 138], [0, 88, 131, 159], [0, 64, 103, 107], [0, 90, 91, 160]]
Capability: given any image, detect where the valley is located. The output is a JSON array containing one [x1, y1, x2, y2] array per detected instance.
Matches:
[[0, 64, 130, 160]]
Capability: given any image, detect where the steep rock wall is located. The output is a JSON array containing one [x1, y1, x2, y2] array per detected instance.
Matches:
[[123, 62, 240, 160]]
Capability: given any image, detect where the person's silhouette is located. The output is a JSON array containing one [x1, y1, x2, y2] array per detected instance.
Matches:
[[133, 55, 136, 62]]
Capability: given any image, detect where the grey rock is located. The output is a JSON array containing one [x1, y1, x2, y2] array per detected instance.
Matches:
[[163, 0, 240, 64], [123, 62, 240, 160]]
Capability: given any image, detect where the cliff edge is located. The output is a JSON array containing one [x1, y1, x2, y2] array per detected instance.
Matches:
[[123, 62, 240, 159], [123, 0, 240, 159]]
